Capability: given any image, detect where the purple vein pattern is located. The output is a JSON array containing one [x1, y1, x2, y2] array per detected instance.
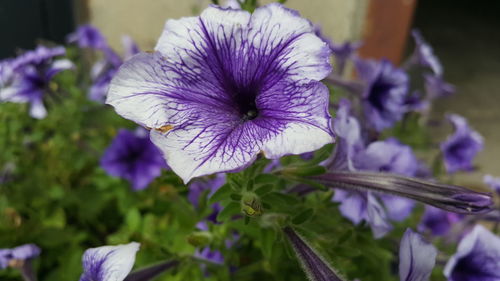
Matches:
[[106, 4, 334, 183]]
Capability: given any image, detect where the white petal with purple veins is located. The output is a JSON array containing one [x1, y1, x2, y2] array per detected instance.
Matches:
[[80, 242, 140, 281], [399, 229, 437, 281]]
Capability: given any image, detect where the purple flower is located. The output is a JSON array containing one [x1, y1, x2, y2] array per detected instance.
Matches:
[[441, 114, 483, 173], [418, 206, 463, 236], [399, 229, 437, 281], [484, 174, 500, 195], [324, 99, 362, 171], [89, 61, 119, 102], [69, 25, 140, 103], [101, 129, 166, 190], [68, 24, 109, 50], [326, 100, 392, 237], [444, 225, 500, 281], [355, 138, 418, 176], [283, 227, 345, 281], [424, 74, 455, 99], [80, 242, 140, 281], [404, 91, 429, 112], [355, 58, 409, 131], [0, 46, 74, 119], [411, 30, 443, 76], [106, 4, 334, 183], [0, 244, 41, 269], [194, 247, 224, 265], [354, 138, 419, 221]]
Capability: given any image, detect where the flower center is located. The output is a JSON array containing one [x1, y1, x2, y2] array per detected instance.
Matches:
[[233, 86, 259, 121]]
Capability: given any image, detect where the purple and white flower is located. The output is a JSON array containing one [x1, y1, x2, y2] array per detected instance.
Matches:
[[0, 46, 74, 119], [67, 24, 109, 50], [355, 58, 409, 131], [106, 4, 334, 183], [354, 138, 418, 221], [0, 244, 41, 269], [399, 229, 437, 281], [327, 100, 421, 236], [441, 114, 483, 173], [69, 24, 140, 103], [411, 30, 443, 76], [444, 225, 500, 281], [79, 242, 140, 281], [101, 128, 166, 190]]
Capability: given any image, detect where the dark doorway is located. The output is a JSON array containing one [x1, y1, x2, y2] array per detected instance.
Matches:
[[0, 0, 75, 58]]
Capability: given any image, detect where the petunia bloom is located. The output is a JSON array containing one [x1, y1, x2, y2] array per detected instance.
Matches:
[[355, 58, 409, 131], [399, 229, 437, 281], [69, 24, 140, 103], [79, 242, 140, 281], [354, 138, 418, 221], [101, 129, 166, 190], [418, 206, 463, 236], [106, 4, 334, 183], [0, 46, 74, 119], [67, 24, 108, 50], [326, 99, 392, 237], [0, 244, 41, 269], [411, 30, 443, 76], [444, 225, 500, 281], [441, 114, 483, 173], [484, 174, 500, 195]]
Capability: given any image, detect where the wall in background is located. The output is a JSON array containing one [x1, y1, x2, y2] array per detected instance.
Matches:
[[84, 0, 369, 55]]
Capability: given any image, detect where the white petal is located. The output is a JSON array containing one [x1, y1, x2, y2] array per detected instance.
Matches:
[[80, 242, 140, 281], [399, 229, 437, 281]]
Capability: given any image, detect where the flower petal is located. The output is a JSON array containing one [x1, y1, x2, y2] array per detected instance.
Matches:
[[80, 242, 140, 281], [444, 225, 500, 281], [260, 82, 333, 158], [399, 228, 437, 281]]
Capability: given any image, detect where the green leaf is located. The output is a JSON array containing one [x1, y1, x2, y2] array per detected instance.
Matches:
[[208, 183, 232, 204], [255, 184, 274, 196], [292, 208, 314, 225], [126, 208, 142, 232], [217, 202, 240, 222]]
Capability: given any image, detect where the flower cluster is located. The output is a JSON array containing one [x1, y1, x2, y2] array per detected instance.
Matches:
[[0, 46, 73, 119]]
